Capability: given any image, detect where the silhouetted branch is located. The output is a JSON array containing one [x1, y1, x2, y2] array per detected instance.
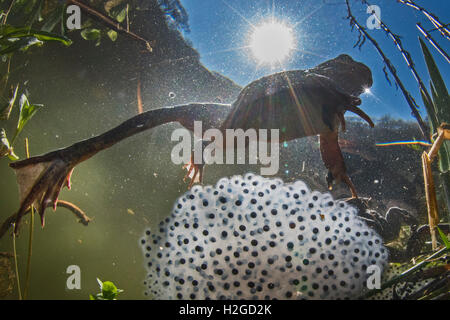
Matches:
[[345, 0, 429, 138], [396, 0, 450, 41], [417, 23, 450, 64], [0, 200, 91, 240], [68, 0, 154, 52]]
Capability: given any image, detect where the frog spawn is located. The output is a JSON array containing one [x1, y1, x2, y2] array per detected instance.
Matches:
[[140, 173, 388, 300], [371, 264, 434, 300]]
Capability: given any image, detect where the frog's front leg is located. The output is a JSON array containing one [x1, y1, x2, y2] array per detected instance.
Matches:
[[319, 130, 358, 198]]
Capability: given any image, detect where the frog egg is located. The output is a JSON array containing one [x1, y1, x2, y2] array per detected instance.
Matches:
[[140, 173, 388, 300]]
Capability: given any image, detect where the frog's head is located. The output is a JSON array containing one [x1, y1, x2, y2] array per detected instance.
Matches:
[[312, 54, 373, 96]]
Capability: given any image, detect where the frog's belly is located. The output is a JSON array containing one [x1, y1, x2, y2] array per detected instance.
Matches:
[[223, 94, 335, 142]]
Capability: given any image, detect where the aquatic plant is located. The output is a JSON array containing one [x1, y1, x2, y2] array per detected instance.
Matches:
[[345, 0, 428, 137], [140, 173, 388, 300], [365, 246, 449, 300], [90, 278, 123, 300], [419, 38, 450, 212], [345, 0, 450, 249]]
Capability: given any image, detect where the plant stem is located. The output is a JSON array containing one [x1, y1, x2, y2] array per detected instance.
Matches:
[[361, 246, 448, 299], [417, 23, 450, 63], [0, 200, 91, 240], [396, 0, 450, 40], [23, 138, 34, 300], [12, 223, 22, 300], [67, 0, 153, 51], [345, 0, 429, 138], [1, 0, 16, 25]]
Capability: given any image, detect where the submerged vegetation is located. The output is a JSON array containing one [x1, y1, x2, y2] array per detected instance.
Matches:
[[0, 0, 448, 300], [90, 278, 123, 300]]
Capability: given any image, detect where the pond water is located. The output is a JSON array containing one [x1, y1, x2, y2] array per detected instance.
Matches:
[[0, 0, 448, 300]]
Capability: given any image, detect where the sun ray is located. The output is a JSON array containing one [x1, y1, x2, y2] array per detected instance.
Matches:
[[271, 0, 275, 22], [249, 61, 263, 81], [281, 71, 315, 136], [221, 0, 256, 29], [201, 46, 252, 56], [292, 48, 329, 60], [292, 3, 325, 28], [148, 46, 252, 69]]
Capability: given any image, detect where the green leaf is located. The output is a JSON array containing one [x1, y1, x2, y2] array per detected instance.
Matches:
[[107, 29, 117, 42], [108, 2, 127, 23], [0, 37, 43, 55], [26, 0, 43, 27], [0, 84, 19, 120], [419, 37, 450, 173], [41, 5, 64, 33], [8, 151, 19, 161], [14, 93, 43, 142], [96, 277, 103, 289], [92, 278, 122, 300], [114, 7, 127, 23], [419, 38, 450, 123], [101, 281, 118, 300], [80, 28, 101, 41], [420, 87, 438, 133], [0, 128, 18, 160], [0, 25, 72, 51], [437, 226, 450, 249]]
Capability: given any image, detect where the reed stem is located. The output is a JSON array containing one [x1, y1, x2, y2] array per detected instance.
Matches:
[[23, 137, 34, 300], [12, 223, 22, 300]]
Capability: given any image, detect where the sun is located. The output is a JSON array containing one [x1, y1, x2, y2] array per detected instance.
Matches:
[[250, 21, 295, 65]]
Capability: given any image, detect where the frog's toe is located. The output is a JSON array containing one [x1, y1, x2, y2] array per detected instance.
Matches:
[[345, 105, 374, 127]]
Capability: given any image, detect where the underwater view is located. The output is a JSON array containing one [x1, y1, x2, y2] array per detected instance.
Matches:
[[0, 0, 449, 302]]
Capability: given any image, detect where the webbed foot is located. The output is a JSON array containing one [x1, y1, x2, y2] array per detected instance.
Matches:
[[182, 153, 204, 189], [9, 153, 75, 234]]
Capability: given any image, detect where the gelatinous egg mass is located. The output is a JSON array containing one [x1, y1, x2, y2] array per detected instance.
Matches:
[[140, 174, 388, 300]]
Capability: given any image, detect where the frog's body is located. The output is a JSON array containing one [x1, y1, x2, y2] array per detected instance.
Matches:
[[9, 54, 374, 232], [182, 54, 374, 194], [224, 54, 372, 139]]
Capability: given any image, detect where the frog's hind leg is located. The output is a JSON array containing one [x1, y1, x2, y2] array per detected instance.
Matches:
[[341, 173, 358, 199], [320, 131, 358, 198], [183, 152, 204, 189]]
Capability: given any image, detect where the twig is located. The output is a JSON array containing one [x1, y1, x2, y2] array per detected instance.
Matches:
[[361, 246, 449, 299], [396, 0, 450, 41], [0, 200, 91, 240], [1, 0, 16, 25], [137, 78, 143, 114], [417, 23, 450, 64], [67, 0, 154, 52], [405, 270, 450, 300], [345, 0, 429, 138]]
